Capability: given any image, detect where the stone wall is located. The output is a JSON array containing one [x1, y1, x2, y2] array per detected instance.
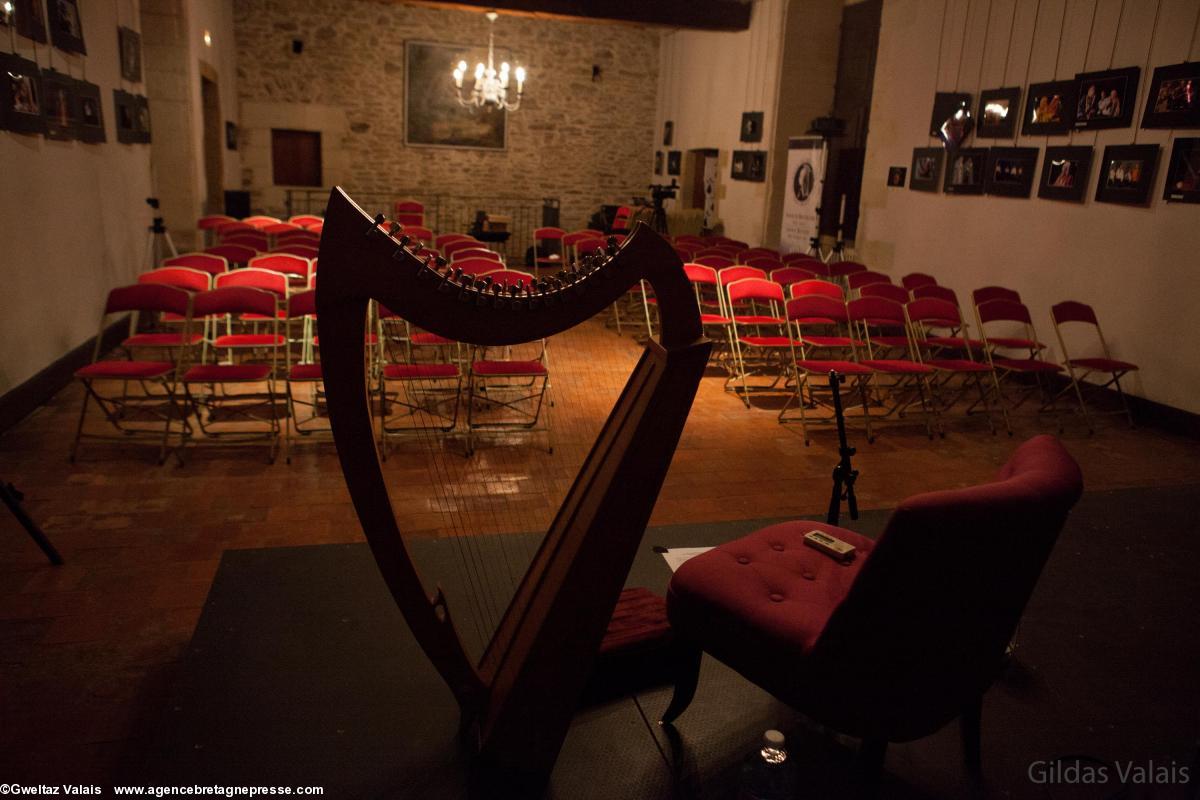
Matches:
[[233, 0, 660, 233]]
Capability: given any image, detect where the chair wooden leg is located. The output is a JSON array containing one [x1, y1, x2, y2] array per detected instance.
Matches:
[[960, 693, 983, 777], [658, 640, 702, 726]]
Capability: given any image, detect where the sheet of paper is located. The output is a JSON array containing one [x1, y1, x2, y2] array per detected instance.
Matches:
[[660, 546, 714, 573]]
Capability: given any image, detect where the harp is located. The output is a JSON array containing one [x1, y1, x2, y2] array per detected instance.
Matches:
[[315, 188, 710, 794]]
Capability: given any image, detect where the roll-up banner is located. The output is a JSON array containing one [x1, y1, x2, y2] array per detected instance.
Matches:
[[779, 136, 826, 254]]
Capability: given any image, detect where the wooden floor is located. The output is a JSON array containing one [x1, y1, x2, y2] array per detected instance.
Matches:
[[2, 315, 1198, 781]]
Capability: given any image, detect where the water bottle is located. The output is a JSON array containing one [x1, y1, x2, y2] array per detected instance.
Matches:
[[737, 729, 799, 800]]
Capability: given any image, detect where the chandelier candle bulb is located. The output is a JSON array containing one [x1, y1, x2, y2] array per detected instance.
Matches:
[[452, 10, 526, 111]]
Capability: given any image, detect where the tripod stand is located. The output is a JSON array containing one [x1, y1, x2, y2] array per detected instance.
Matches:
[[825, 371, 860, 527], [143, 198, 178, 270], [2, 481, 63, 565]]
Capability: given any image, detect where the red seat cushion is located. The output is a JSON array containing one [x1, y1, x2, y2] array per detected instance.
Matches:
[[801, 335, 862, 348], [985, 336, 1044, 349], [926, 358, 992, 373], [213, 333, 286, 347], [700, 313, 731, 325], [925, 335, 987, 350], [182, 364, 272, 382], [668, 521, 874, 657], [472, 360, 548, 377], [411, 332, 455, 346], [310, 333, 377, 346], [1068, 357, 1137, 372], [76, 360, 175, 380], [794, 359, 873, 375], [288, 363, 324, 381], [382, 363, 459, 379], [734, 315, 785, 326], [123, 333, 204, 347], [860, 359, 934, 374], [993, 357, 1062, 373], [738, 335, 799, 348]]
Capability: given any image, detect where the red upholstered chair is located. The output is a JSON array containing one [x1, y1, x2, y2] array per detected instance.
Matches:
[[975, 299, 1062, 432], [393, 199, 424, 227], [1050, 301, 1138, 432], [222, 232, 270, 251], [275, 230, 321, 248], [443, 239, 486, 260], [611, 205, 632, 233], [901, 272, 938, 291], [847, 270, 892, 292], [249, 253, 312, 284], [401, 225, 434, 246], [972, 285, 1021, 308], [724, 278, 797, 406], [205, 244, 257, 268], [858, 283, 910, 305], [288, 215, 323, 227], [663, 435, 1084, 786], [163, 252, 228, 276], [768, 267, 818, 294], [71, 284, 195, 464], [304, 221, 323, 234], [435, 233, 474, 251], [683, 264, 733, 364], [273, 244, 319, 259], [743, 256, 784, 271], [906, 297, 999, 434], [847, 296, 938, 438], [829, 260, 868, 280], [912, 284, 958, 304], [242, 215, 281, 230], [450, 247, 503, 264], [694, 254, 734, 270], [741, 247, 780, 261], [197, 214, 237, 247], [466, 338, 551, 455]]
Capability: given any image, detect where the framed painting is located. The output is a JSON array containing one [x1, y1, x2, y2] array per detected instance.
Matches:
[[0, 53, 47, 135], [731, 150, 766, 182], [887, 166, 906, 187], [929, 92, 972, 138], [1141, 62, 1200, 129], [133, 94, 151, 143], [740, 111, 763, 143], [75, 78, 105, 143], [1162, 138, 1200, 203], [984, 147, 1038, 197], [1022, 80, 1076, 135], [909, 147, 943, 192], [667, 150, 681, 176], [654, 150, 663, 175], [405, 41, 506, 150], [977, 87, 1021, 138], [119, 26, 142, 82], [1073, 67, 1139, 131], [48, 0, 86, 54], [14, 0, 48, 43], [113, 89, 138, 143], [1037, 145, 1092, 203], [943, 148, 988, 195], [41, 69, 79, 140], [1095, 144, 1158, 206]]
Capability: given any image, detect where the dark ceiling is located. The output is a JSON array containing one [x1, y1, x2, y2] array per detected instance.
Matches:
[[395, 0, 752, 31]]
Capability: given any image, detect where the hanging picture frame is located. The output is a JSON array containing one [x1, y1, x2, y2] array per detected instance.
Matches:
[[404, 41, 507, 150], [740, 111, 764, 143], [654, 150, 663, 175], [1141, 62, 1200, 129], [119, 26, 143, 83], [41, 69, 79, 140], [133, 94, 152, 143], [1073, 67, 1139, 131], [943, 147, 988, 195], [731, 150, 766, 182], [928, 92, 972, 137], [225, 121, 238, 150], [1022, 80, 1076, 135], [0, 53, 48, 135], [1095, 144, 1159, 206], [976, 87, 1021, 138], [75, 78, 106, 143], [14, 0, 48, 43], [1163, 138, 1200, 203], [909, 147, 943, 192], [983, 147, 1038, 197], [48, 0, 86, 54], [1037, 145, 1092, 203], [667, 150, 681, 176], [662, 120, 673, 147], [113, 89, 139, 143]]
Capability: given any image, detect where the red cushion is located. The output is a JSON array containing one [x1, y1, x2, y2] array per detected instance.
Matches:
[[668, 521, 874, 656], [183, 364, 272, 382], [288, 363, 324, 381], [985, 337, 1044, 349], [859, 359, 934, 374], [734, 315, 785, 326], [925, 335, 987, 349], [472, 360, 548, 377], [382, 363, 459, 379], [123, 333, 204, 347], [868, 335, 911, 348], [794, 359, 873, 375], [411, 332, 455, 345], [310, 333, 377, 346], [800, 335, 861, 348], [738, 335, 799, 347], [700, 313, 731, 325], [926, 358, 992, 373], [1068, 357, 1137, 372], [76, 360, 174, 380], [993, 357, 1062, 373], [213, 333, 286, 347]]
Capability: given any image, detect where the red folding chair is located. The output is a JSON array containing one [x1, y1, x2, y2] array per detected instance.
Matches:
[[683, 263, 733, 367], [180, 286, 284, 462], [741, 247, 780, 261], [694, 255, 734, 269], [243, 215, 282, 230], [249, 253, 313, 284], [217, 221, 257, 240], [1050, 301, 1138, 432], [829, 261, 869, 283], [450, 248, 503, 264], [611, 206, 632, 233], [453, 256, 507, 277], [562, 231, 601, 263], [393, 199, 424, 227], [303, 221, 323, 234], [905, 297, 999, 434], [847, 270, 892, 292], [273, 244, 319, 259], [712, 237, 749, 250], [724, 278, 798, 406], [912, 284, 959, 304], [859, 283, 911, 304], [975, 299, 1063, 433], [71, 284, 194, 464], [275, 230, 321, 248], [847, 296, 938, 438], [163, 252, 228, 275], [435, 233, 475, 251], [197, 215, 237, 247], [205, 244, 258, 268], [466, 338, 550, 455], [768, 267, 818, 295], [288, 215, 323, 227], [282, 289, 328, 462], [443, 239, 486, 260], [901, 272, 938, 291], [696, 246, 741, 260], [223, 232, 270, 251], [402, 226, 435, 246], [972, 285, 1021, 306], [744, 256, 784, 271], [789, 278, 844, 301]]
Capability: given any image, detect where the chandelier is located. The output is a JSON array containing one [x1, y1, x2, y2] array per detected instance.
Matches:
[[452, 11, 526, 112]]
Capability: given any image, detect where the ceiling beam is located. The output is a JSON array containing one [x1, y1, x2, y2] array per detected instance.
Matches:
[[394, 0, 752, 31]]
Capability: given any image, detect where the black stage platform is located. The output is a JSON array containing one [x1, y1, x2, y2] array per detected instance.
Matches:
[[123, 486, 1200, 799]]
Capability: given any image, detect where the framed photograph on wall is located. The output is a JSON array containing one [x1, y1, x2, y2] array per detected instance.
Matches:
[[14, 0, 48, 43], [943, 148, 988, 195], [731, 150, 766, 182], [984, 147, 1038, 197], [133, 95, 151, 143], [667, 150, 681, 176], [48, 0, 86, 54], [0, 53, 47, 135], [1095, 144, 1158, 206], [909, 147, 943, 192], [225, 121, 237, 150], [663, 120, 673, 147], [1163, 138, 1200, 203], [1073, 67, 1139, 130], [887, 166, 906, 187], [113, 89, 138, 143], [41, 69, 79, 140], [929, 92, 972, 137], [119, 27, 143, 82], [654, 150, 663, 175], [1141, 62, 1200, 129], [740, 111, 763, 143], [1022, 80, 1076, 135], [75, 79, 105, 143], [1037, 145, 1092, 203], [405, 41, 507, 150], [977, 87, 1021, 138]]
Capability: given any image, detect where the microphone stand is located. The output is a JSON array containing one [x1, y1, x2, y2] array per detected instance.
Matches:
[[825, 371, 859, 527], [2, 481, 64, 565]]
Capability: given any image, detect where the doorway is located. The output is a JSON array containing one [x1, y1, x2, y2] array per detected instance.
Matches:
[[200, 67, 223, 214], [687, 149, 719, 229]]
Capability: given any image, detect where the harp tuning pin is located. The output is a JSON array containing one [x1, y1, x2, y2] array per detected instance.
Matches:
[[398, 235, 412, 248], [367, 213, 385, 235], [437, 268, 454, 292], [388, 222, 402, 237], [453, 267, 465, 283], [606, 236, 619, 255], [436, 256, 449, 269], [508, 284, 520, 296]]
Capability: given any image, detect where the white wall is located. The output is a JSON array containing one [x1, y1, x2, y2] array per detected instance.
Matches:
[[0, 2, 154, 395], [188, 0, 239, 205], [859, 0, 1200, 414], [655, 0, 789, 244]]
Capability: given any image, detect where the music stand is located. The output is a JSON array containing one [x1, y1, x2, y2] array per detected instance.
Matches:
[[2, 481, 64, 565], [825, 371, 859, 527]]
